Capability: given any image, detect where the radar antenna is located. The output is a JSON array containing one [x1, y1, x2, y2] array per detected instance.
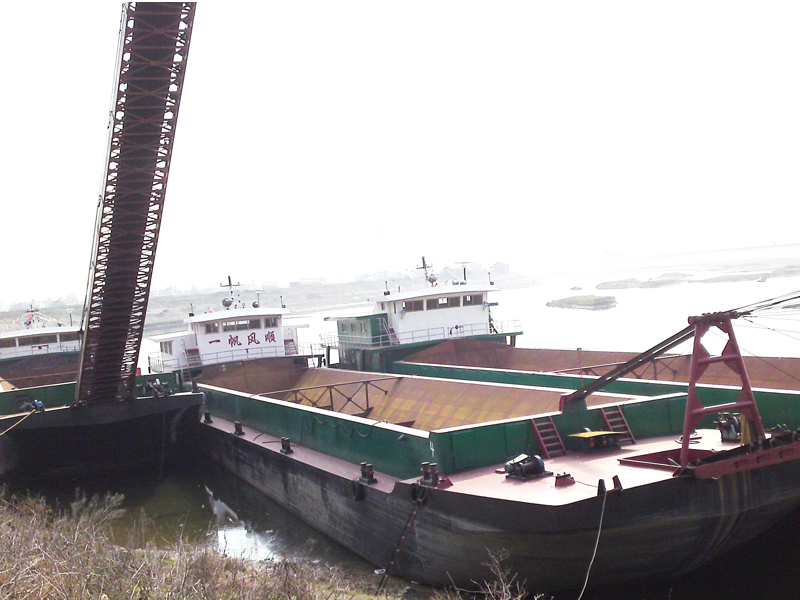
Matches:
[[418, 256, 437, 286], [220, 275, 241, 309]]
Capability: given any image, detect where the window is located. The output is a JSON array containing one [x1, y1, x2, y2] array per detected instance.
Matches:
[[0, 338, 16, 349], [205, 323, 220, 334], [463, 294, 483, 306], [222, 320, 249, 332], [160, 341, 173, 355], [27, 335, 58, 346], [59, 332, 80, 342], [265, 316, 277, 328], [248, 318, 262, 329], [427, 297, 460, 310], [402, 300, 424, 312]]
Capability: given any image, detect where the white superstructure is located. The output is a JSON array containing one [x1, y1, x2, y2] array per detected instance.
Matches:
[[147, 305, 299, 373], [324, 281, 522, 349], [0, 326, 82, 361]]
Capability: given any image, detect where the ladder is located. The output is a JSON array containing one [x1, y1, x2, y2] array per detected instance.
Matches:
[[284, 339, 298, 356], [531, 416, 566, 458], [185, 348, 202, 368], [380, 319, 400, 345], [600, 405, 636, 445]]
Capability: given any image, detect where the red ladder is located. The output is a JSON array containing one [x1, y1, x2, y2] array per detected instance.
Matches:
[[600, 405, 636, 445], [531, 416, 566, 458]]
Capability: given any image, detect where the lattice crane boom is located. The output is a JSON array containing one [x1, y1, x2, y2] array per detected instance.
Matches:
[[76, 3, 196, 404]]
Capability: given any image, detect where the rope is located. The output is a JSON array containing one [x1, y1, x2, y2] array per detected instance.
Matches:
[[734, 289, 800, 315], [378, 485, 428, 591], [577, 487, 608, 600], [298, 414, 382, 446], [0, 410, 36, 437], [707, 322, 800, 388]]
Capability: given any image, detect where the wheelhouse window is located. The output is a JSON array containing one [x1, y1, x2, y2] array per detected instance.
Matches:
[[248, 318, 262, 329], [205, 323, 220, 334], [27, 335, 58, 346], [222, 320, 250, 332], [427, 296, 460, 310], [59, 332, 80, 342], [0, 338, 16, 349], [160, 341, 173, 355], [402, 300, 424, 312], [463, 294, 484, 306], [264, 316, 278, 328]]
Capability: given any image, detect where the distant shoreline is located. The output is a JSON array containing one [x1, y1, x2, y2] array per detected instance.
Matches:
[[546, 295, 617, 311]]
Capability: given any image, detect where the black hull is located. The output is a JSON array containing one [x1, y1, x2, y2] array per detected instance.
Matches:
[[0, 393, 204, 480], [200, 417, 800, 592]]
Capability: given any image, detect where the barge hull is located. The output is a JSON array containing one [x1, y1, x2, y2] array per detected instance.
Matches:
[[199, 415, 800, 591], [0, 393, 204, 480]]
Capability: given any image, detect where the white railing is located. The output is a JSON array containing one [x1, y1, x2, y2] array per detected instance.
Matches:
[[319, 319, 523, 349], [0, 344, 82, 361], [147, 342, 324, 373]]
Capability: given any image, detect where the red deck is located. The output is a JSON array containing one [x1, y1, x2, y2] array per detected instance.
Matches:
[[205, 414, 736, 506], [442, 431, 730, 505]]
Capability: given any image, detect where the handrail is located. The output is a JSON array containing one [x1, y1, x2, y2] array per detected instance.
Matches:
[[0, 344, 82, 360], [321, 319, 522, 349], [262, 377, 397, 415], [147, 342, 325, 373]]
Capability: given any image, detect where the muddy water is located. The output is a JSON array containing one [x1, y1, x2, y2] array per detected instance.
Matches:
[[6, 463, 372, 568]]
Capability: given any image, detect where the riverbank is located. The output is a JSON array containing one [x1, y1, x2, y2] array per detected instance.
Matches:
[[0, 490, 417, 600]]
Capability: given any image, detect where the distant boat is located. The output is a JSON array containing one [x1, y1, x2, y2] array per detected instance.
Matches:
[[320, 266, 522, 371]]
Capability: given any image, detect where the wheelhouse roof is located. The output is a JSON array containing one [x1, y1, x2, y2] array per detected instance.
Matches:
[[184, 307, 290, 325], [374, 282, 496, 303], [0, 325, 81, 341]]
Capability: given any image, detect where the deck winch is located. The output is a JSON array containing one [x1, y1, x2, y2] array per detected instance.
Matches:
[[504, 454, 548, 479], [715, 412, 741, 442]]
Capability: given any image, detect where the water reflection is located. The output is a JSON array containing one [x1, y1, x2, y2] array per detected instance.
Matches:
[[202, 464, 373, 572], [6, 462, 376, 579]]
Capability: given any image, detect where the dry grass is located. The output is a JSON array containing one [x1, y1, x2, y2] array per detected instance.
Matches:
[[0, 490, 382, 600], [0, 489, 548, 600]]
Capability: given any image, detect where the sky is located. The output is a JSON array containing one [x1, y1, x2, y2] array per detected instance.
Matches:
[[2, 2, 799, 305]]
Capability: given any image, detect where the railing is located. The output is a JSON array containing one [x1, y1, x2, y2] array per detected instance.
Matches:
[[320, 319, 523, 349], [262, 377, 397, 416], [0, 344, 82, 361], [147, 342, 324, 374]]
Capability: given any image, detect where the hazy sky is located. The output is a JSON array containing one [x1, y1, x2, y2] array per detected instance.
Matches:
[[2, 2, 798, 304]]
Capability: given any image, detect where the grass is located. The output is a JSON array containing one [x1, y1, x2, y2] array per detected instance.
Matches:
[[0, 490, 396, 600], [0, 489, 548, 600]]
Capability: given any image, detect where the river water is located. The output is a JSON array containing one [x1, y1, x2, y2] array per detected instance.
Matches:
[[28, 269, 800, 599]]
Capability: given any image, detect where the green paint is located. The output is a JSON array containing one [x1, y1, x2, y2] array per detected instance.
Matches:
[[0, 373, 179, 416]]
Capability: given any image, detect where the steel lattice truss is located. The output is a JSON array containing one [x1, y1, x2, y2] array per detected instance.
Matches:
[[76, 3, 195, 404]]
